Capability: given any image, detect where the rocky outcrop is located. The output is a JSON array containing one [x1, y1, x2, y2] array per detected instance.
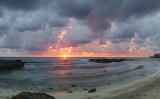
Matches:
[[88, 88, 96, 93], [0, 60, 24, 71], [89, 59, 126, 63], [12, 92, 55, 99], [150, 53, 160, 58]]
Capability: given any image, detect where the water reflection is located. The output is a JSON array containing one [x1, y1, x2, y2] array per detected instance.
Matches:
[[58, 58, 73, 90], [48, 57, 73, 75], [47, 57, 73, 90], [56, 57, 73, 75]]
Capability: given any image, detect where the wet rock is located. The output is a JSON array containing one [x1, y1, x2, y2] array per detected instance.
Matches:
[[88, 88, 96, 93], [0, 60, 24, 71], [12, 92, 55, 99], [89, 59, 126, 63], [150, 53, 160, 58], [135, 65, 145, 69], [71, 84, 77, 87], [48, 88, 53, 90], [107, 82, 111, 85], [67, 90, 73, 93], [15, 60, 22, 62]]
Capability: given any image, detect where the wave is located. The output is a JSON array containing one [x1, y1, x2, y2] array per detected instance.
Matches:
[[55, 65, 145, 81]]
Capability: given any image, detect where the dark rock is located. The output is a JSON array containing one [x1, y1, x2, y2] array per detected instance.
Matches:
[[67, 90, 73, 93], [71, 84, 77, 87], [88, 88, 96, 93], [150, 53, 160, 58], [15, 60, 22, 62], [89, 59, 126, 63], [12, 92, 55, 99], [107, 82, 111, 85], [135, 65, 145, 70], [0, 60, 24, 71], [48, 88, 53, 90]]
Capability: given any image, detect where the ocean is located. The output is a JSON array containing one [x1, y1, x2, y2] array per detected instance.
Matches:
[[0, 57, 160, 92]]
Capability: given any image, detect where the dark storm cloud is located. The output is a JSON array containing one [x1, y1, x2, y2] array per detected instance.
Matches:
[[0, 0, 69, 53], [88, 0, 160, 33], [0, 9, 69, 32], [1, 0, 160, 54], [84, 0, 160, 53], [0, 0, 44, 11], [56, 0, 91, 19], [0, 9, 3, 17], [99, 13, 160, 47]]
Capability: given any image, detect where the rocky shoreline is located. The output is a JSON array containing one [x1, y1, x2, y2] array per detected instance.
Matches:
[[12, 92, 55, 99], [89, 59, 127, 63], [150, 53, 160, 58], [0, 60, 24, 71]]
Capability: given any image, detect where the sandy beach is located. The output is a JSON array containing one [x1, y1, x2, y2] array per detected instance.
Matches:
[[106, 74, 160, 99], [1, 73, 160, 99], [52, 73, 160, 99], [54, 73, 160, 99]]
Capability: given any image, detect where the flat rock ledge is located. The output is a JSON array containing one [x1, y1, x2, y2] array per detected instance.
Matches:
[[89, 59, 127, 63], [0, 60, 24, 71], [12, 92, 55, 99]]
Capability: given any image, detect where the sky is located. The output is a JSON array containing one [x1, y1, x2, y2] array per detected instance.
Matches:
[[0, 0, 160, 57]]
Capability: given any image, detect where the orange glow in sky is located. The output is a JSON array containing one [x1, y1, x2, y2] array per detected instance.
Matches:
[[14, 20, 154, 58], [58, 30, 66, 40], [37, 39, 153, 58], [63, 55, 67, 58], [47, 18, 74, 57]]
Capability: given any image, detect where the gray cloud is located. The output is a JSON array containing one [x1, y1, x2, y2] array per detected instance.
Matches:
[[0, 0, 45, 11], [110, 13, 160, 43], [1, 0, 160, 55], [88, 0, 160, 33], [0, 8, 3, 17], [1, 32, 23, 49], [59, 20, 95, 47], [56, 0, 91, 19], [0, 9, 69, 32]]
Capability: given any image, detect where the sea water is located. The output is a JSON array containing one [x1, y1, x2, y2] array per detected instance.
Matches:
[[0, 57, 160, 92]]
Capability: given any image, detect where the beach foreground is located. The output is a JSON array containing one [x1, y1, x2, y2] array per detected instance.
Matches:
[[83, 73, 160, 99], [0, 58, 160, 99], [1, 73, 160, 99], [106, 74, 160, 99]]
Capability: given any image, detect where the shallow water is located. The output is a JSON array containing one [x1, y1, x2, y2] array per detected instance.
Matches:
[[0, 57, 160, 92]]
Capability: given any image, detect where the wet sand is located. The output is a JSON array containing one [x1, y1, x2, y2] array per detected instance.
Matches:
[[52, 73, 160, 99], [106, 74, 160, 99], [82, 73, 160, 99]]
